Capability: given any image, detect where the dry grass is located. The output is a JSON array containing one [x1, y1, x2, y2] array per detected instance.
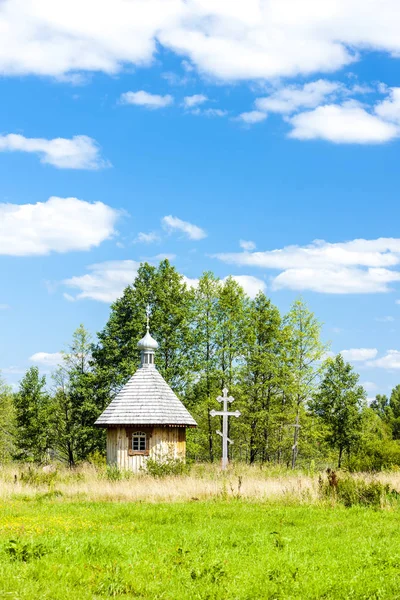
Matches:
[[1, 463, 400, 503]]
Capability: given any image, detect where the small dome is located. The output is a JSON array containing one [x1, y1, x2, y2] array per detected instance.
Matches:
[[137, 330, 158, 351]]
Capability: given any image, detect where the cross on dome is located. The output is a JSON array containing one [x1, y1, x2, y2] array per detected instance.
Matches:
[[137, 304, 158, 366]]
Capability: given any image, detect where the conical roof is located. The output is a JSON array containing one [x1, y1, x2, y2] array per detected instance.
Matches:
[[95, 364, 197, 428]]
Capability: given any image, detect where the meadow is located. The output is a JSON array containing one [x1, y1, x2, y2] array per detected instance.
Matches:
[[0, 464, 400, 599]]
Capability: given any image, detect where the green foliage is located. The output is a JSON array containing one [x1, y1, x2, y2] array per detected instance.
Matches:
[[5, 538, 48, 562], [311, 354, 366, 468], [14, 366, 51, 462], [319, 470, 394, 508], [0, 374, 15, 462], [145, 457, 191, 477], [6, 260, 400, 470], [52, 325, 105, 466], [93, 260, 193, 397], [283, 299, 327, 468]]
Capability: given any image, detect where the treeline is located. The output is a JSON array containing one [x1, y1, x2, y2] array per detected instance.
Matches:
[[1, 260, 400, 471]]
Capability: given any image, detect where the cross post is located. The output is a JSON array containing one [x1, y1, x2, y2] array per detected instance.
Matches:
[[210, 387, 241, 470]]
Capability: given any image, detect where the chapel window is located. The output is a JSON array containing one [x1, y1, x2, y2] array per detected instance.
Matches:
[[132, 431, 146, 452]]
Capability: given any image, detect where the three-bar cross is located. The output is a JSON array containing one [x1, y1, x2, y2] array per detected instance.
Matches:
[[210, 387, 241, 470]]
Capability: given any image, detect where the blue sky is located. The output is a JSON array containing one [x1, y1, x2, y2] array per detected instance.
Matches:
[[1, 1, 400, 399]]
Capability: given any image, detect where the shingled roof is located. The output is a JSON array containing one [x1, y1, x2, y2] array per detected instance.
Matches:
[[95, 325, 197, 428]]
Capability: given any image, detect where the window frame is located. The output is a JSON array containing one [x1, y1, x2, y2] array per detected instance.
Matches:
[[131, 431, 148, 455]]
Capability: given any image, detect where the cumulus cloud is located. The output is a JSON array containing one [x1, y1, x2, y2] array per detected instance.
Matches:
[[162, 215, 207, 240], [367, 350, 400, 369], [340, 348, 378, 361], [183, 94, 208, 108], [64, 260, 140, 302], [237, 111, 267, 124], [29, 352, 63, 367], [230, 275, 266, 298], [3, 1, 400, 84], [240, 240, 256, 251], [214, 237, 400, 294], [0, 197, 120, 256], [0, 134, 108, 169], [134, 231, 160, 244], [273, 267, 400, 294], [120, 90, 173, 109], [191, 108, 228, 118], [64, 261, 265, 303], [1, 366, 25, 374], [255, 80, 341, 114], [375, 87, 400, 124], [361, 381, 378, 393], [288, 103, 399, 144], [184, 274, 265, 298]]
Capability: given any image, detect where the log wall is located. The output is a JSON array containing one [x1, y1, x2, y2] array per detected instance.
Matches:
[[106, 426, 186, 472]]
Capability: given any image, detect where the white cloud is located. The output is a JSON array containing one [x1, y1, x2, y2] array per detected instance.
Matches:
[[240, 240, 256, 251], [375, 87, 400, 124], [214, 237, 400, 294], [0, 134, 107, 169], [182, 274, 265, 298], [340, 348, 378, 361], [361, 381, 378, 393], [230, 275, 266, 298], [0, 304, 10, 310], [192, 108, 227, 118], [255, 80, 341, 114], [375, 316, 395, 322], [134, 231, 160, 244], [29, 352, 63, 367], [1, 366, 25, 375], [368, 350, 400, 369], [151, 253, 176, 261], [273, 267, 400, 294], [0, 197, 120, 256], [63, 260, 140, 302], [3, 1, 400, 84], [288, 103, 399, 144], [64, 260, 264, 303], [237, 111, 267, 124], [120, 90, 173, 109], [162, 215, 207, 240], [183, 94, 208, 108]]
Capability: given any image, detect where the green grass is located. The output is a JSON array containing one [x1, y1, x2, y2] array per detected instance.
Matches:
[[0, 499, 399, 599]]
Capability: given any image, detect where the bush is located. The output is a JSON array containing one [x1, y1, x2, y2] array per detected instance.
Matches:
[[87, 450, 106, 468], [145, 458, 191, 478], [319, 469, 395, 507]]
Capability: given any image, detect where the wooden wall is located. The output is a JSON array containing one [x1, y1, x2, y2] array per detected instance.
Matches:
[[106, 426, 186, 472]]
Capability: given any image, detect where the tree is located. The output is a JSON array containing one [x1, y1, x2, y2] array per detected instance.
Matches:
[[0, 374, 15, 462], [238, 293, 291, 463], [186, 272, 221, 462], [14, 366, 51, 462], [93, 260, 193, 397], [370, 394, 390, 420], [311, 354, 366, 468], [52, 325, 104, 466], [284, 299, 326, 468]]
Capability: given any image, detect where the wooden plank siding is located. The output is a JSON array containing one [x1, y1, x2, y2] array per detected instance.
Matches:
[[106, 426, 186, 472]]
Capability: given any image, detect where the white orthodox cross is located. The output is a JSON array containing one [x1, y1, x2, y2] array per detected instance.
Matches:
[[210, 387, 241, 470]]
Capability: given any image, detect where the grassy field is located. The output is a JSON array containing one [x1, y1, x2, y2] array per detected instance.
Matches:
[[0, 465, 400, 599]]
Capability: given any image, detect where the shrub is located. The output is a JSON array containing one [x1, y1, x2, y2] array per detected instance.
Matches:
[[319, 469, 394, 507], [87, 450, 106, 468], [145, 458, 191, 478]]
